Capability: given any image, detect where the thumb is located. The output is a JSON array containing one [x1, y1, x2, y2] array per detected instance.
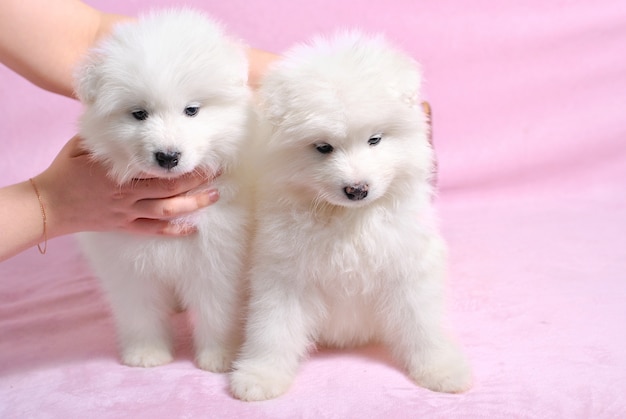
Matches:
[[62, 135, 91, 158]]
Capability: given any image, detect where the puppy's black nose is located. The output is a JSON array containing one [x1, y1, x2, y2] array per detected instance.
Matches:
[[344, 183, 369, 200], [155, 151, 181, 169]]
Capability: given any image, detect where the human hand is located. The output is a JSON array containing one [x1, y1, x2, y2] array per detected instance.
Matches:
[[34, 135, 219, 238], [421, 101, 437, 186]]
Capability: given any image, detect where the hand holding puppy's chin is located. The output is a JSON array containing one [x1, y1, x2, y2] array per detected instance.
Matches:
[[133, 165, 221, 184]]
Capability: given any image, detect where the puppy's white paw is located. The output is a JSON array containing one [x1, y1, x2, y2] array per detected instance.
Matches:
[[196, 348, 234, 373], [409, 345, 472, 393], [121, 345, 173, 368], [230, 364, 294, 401]]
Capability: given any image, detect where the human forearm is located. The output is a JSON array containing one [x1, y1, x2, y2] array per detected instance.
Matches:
[[0, 181, 48, 262], [0, 0, 128, 98], [0, 0, 276, 98]]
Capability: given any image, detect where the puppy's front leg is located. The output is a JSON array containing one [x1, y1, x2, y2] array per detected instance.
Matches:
[[388, 292, 471, 393], [188, 276, 241, 373], [382, 236, 472, 393], [102, 273, 174, 368], [230, 280, 318, 401]]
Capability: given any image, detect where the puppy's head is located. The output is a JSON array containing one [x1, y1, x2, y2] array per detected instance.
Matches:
[[259, 31, 433, 209], [75, 9, 250, 184]]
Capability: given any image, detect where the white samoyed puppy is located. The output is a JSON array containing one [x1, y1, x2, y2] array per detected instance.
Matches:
[[74, 9, 251, 372], [230, 32, 471, 400]]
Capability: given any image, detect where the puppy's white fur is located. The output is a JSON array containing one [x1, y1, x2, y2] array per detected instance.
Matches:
[[75, 9, 251, 371], [231, 32, 471, 400]]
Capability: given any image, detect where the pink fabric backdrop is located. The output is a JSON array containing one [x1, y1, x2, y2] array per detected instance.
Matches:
[[1, 0, 625, 417]]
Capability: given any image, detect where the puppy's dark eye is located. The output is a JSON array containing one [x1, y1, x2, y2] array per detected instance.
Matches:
[[315, 143, 334, 154], [184, 105, 200, 117], [131, 109, 149, 121], [368, 134, 383, 146]]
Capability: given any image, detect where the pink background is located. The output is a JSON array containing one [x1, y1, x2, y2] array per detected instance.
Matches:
[[1, 0, 626, 417]]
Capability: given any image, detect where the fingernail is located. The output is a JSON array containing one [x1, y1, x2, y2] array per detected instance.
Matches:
[[177, 224, 198, 236], [163, 223, 197, 236], [199, 189, 220, 206]]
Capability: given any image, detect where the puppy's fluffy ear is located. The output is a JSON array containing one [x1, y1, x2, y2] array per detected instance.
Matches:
[[257, 75, 289, 127], [388, 53, 424, 109], [73, 50, 105, 104], [397, 74, 422, 109]]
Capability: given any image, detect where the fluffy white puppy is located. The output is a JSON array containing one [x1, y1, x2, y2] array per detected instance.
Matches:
[[230, 32, 471, 400], [74, 9, 251, 372]]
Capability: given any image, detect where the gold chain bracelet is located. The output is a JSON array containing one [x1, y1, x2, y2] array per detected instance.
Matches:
[[29, 178, 48, 255]]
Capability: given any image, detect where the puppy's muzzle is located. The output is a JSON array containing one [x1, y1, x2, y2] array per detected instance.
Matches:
[[155, 151, 181, 170], [344, 183, 369, 201]]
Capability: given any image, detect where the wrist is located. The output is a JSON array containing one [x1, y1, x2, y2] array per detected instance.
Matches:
[[30, 171, 74, 240], [28, 178, 48, 254], [0, 180, 50, 262]]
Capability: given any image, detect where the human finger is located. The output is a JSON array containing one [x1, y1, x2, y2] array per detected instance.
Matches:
[[421, 101, 431, 120], [61, 134, 92, 158], [133, 189, 219, 219], [421, 101, 437, 186], [125, 218, 199, 236], [123, 171, 216, 200], [421, 101, 433, 146]]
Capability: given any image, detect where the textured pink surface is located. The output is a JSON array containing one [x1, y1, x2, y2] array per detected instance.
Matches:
[[1, 0, 626, 417]]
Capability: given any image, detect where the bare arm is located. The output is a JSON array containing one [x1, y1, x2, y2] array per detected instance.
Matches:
[[0, 0, 128, 97], [0, 0, 276, 97], [0, 180, 48, 261]]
